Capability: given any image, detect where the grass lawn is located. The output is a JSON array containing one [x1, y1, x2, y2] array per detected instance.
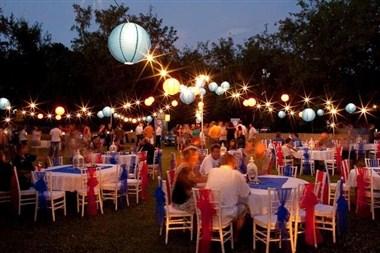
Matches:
[[0, 147, 380, 253]]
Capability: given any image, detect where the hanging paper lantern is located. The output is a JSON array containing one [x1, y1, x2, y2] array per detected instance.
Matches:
[[345, 103, 356, 114], [97, 111, 104, 119], [171, 100, 178, 107], [37, 113, 44, 119], [55, 115, 62, 121], [302, 108, 316, 122], [163, 78, 181, 95], [298, 111, 303, 118], [144, 97, 154, 106], [243, 99, 249, 107], [190, 87, 201, 96], [108, 23, 151, 64], [180, 88, 195, 105], [55, 106, 65, 116], [102, 106, 112, 117], [221, 81, 230, 91], [278, 110, 286, 119], [0, 98, 10, 110], [215, 86, 225, 95], [281, 94, 290, 102], [317, 109, 324, 116], [199, 87, 206, 96], [248, 98, 257, 107], [146, 116, 153, 122], [208, 82, 218, 92]]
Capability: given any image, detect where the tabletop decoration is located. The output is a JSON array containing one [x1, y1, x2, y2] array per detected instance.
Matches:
[[73, 150, 85, 169], [247, 157, 259, 184], [196, 188, 216, 253]]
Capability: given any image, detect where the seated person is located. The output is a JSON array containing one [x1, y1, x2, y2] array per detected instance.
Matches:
[[12, 144, 36, 190], [282, 138, 300, 159], [273, 132, 285, 145], [137, 138, 155, 164], [172, 146, 203, 212], [206, 153, 250, 238], [317, 132, 334, 149], [0, 151, 12, 191], [291, 133, 303, 148], [199, 144, 221, 176]]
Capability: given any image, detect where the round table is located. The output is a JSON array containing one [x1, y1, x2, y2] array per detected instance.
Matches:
[[347, 168, 380, 190], [45, 164, 118, 192], [247, 175, 308, 217]]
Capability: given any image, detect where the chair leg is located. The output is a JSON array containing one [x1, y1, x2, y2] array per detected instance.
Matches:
[[76, 193, 79, 213], [265, 227, 270, 253], [196, 226, 200, 253], [52, 205, 56, 222], [190, 216, 194, 241], [81, 195, 85, 217], [115, 193, 118, 211], [165, 217, 169, 245], [99, 195, 104, 214], [253, 222, 256, 250], [230, 225, 234, 249], [34, 197, 38, 222], [219, 228, 225, 253], [64, 196, 67, 216]]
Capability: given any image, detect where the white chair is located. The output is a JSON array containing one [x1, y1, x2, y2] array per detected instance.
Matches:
[[356, 167, 380, 220], [365, 158, 380, 167], [159, 180, 194, 245], [77, 167, 104, 217], [127, 155, 138, 179], [328, 159, 351, 210], [48, 156, 63, 166], [277, 165, 298, 177], [253, 187, 296, 253], [314, 180, 340, 244], [300, 159, 315, 176], [32, 171, 66, 222], [324, 148, 341, 176], [101, 165, 130, 210], [12, 167, 38, 220], [0, 190, 11, 204], [314, 170, 328, 203], [193, 188, 233, 253], [148, 149, 160, 180], [128, 161, 143, 204]]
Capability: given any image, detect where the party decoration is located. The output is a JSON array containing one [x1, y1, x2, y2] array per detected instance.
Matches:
[[86, 167, 99, 216], [199, 87, 206, 96], [37, 113, 43, 119], [97, 111, 104, 119], [278, 110, 286, 119], [180, 88, 195, 104], [345, 103, 356, 114], [108, 23, 151, 64], [55, 115, 62, 120], [302, 108, 316, 122], [171, 100, 178, 107], [144, 96, 155, 106], [196, 189, 216, 253], [281, 94, 289, 102], [317, 109, 324, 116], [0, 97, 10, 110], [102, 106, 112, 117], [163, 78, 181, 95], [208, 82, 218, 92], [220, 81, 230, 91], [215, 86, 225, 96], [146, 115, 153, 122], [55, 106, 65, 116]]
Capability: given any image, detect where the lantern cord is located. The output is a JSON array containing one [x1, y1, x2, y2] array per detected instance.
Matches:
[[113, 0, 129, 22]]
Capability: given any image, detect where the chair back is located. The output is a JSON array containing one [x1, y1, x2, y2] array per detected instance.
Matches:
[[278, 165, 298, 177], [267, 187, 298, 226], [365, 158, 380, 168], [314, 170, 327, 202], [79, 167, 101, 193], [341, 159, 350, 181], [192, 188, 221, 229], [128, 155, 138, 178], [12, 167, 21, 196], [161, 180, 169, 207]]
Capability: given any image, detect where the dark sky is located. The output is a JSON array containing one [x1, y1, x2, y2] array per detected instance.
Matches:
[[1, 0, 299, 48]]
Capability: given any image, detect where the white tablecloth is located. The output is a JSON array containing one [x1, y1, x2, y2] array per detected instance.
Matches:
[[349, 144, 376, 151], [45, 164, 117, 192], [247, 175, 307, 217], [101, 154, 135, 164], [347, 168, 380, 189], [297, 149, 334, 160]]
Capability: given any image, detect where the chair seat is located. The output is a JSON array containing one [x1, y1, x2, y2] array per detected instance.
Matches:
[[128, 173, 136, 179], [45, 191, 65, 200], [102, 182, 123, 190], [315, 204, 334, 216], [329, 182, 349, 190], [166, 204, 193, 216], [253, 214, 278, 228], [127, 179, 140, 185], [212, 215, 233, 229], [21, 187, 37, 195]]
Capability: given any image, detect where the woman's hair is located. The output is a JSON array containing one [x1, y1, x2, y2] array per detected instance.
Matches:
[[220, 152, 237, 168], [182, 145, 199, 161]]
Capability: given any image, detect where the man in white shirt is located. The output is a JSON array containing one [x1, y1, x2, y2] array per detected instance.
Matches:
[[49, 126, 62, 165], [199, 144, 221, 176], [206, 152, 250, 239]]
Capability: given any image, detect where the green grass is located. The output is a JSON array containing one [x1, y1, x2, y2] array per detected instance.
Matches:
[[0, 147, 380, 252]]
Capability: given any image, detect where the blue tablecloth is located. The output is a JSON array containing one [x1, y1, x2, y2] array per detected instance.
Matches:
[[49, 165, 113, 174], [249, 177, 289, 190]]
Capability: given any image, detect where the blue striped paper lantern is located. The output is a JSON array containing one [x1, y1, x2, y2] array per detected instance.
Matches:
[[302, 108, 316, 122], [108, 23, 151, 64], [0, 98, 10, 110], [345, 103, 356, 114]]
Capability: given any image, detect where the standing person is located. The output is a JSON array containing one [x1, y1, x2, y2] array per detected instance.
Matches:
[[155, 123, 162, 148], [237, 121, 247, 137], [226, 121, 236, 143], [83, 125, 92, 147], [143, 123, 154, 145], [236, 126, 246, 148], [18, 126, 28, 145], [248, 123, 258, 140], [219, 122, 227, 145], [135, 123, 144, 144], [49, 125, 62, 164], [31, 126, 42, 147]]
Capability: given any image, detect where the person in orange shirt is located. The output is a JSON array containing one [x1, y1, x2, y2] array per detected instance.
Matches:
[[208, 121, 221, 145], [143, 124, 154, 145]]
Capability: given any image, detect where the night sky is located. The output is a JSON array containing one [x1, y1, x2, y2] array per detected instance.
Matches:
[[1, 0, 299, 48]]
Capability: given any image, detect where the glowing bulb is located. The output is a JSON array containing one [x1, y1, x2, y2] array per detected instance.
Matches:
[[30, 102, 36, 109], [265, 102, 271, 107], [55, 115, 62, 120], [256, 104, 262, 109], [47, 113, 52, 119], [304, 97, 310, 103], [361, 108, 367, 114], [37, 113, 43, 119], [22, 110, 26, 115], [30, 112, 35, 117], [66, 114, 71, 119], [326, 100, 331, 105], [76, 113, 81, 118], [5, 117, 11, 123], [159, 69, 168, 77], [165, 105, 170, 110], [135, 100, 140, 105], [331, 108, 337, 115], [268, 107, 273, 112], [146, 53, 154, 62], [290, 111, 295, 116], [285, 105, 290, 111], [87, 112, 92, 117], [81, 107, 87, 113], [281, 94, 289, 102], [171, 100, 178, 107], [373, 105, 377, 109], [159, 109, 163, 114]]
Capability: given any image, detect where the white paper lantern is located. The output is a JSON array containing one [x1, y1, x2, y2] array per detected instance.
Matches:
[[281, 94, 289, 102], [220, 81, 230, 91], [97, 111, 104, 119], [108, 22, 151, 64], [102, 106, 112, 117], [208, 82, 218, 92], [278, 110, 286, 119], [180, 88, 195, 105], [0, 98, 10, 110], [215, 86, 225, 95], [302, 108, 316, 122], [199, 87, 206, 96], [317, 109, 324, 116], [146, 115, 153, 122], [345, 103, 356, 114]]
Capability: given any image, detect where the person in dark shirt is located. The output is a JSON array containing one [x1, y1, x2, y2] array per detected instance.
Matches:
[[12, 144, 36, 190], [0, 151, 12, 191], [138, 138, 155, 164]]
